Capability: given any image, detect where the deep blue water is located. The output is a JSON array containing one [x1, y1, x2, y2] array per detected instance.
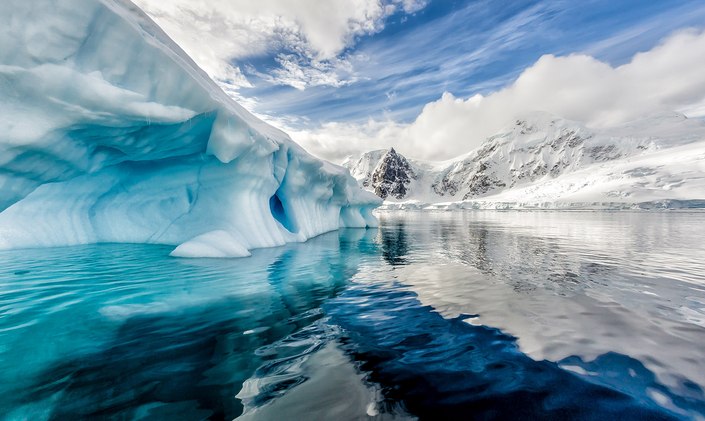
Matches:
[[1, 211, 704, 420]]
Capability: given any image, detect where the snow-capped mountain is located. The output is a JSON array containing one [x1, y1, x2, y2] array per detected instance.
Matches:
[[0, 0, 379, 258], [344, 148, 416, 199], [342, 112, 705, 209]]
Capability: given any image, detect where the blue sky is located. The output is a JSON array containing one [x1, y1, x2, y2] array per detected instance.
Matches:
[[137, 0, 705, 160], [233, 0, 705, 127]]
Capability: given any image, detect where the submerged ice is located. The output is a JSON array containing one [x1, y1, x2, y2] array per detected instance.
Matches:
[[0, 0, 379, 257]]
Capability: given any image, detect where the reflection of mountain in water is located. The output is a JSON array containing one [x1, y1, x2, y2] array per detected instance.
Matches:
[[392, 213, 653, 297], [10, 213, 705, 420], [380, 222, 410, 266]]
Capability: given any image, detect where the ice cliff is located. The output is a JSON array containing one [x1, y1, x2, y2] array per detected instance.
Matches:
[[0, 0, 379, 257]]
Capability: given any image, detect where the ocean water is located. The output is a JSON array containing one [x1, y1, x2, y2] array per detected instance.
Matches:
[[1, 211, 704, 420]]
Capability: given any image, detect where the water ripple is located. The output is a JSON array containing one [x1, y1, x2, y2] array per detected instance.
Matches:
[[0, 212, 704, 419]]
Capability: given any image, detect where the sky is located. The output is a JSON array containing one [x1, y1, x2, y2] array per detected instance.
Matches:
[[133, 0, 705, 162]]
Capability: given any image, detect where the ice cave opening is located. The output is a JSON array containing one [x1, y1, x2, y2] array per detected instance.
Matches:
[[269, 192, 297, 234]]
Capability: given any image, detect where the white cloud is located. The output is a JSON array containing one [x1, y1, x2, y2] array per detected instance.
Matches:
[[257, 52, 360, 90], [393, 0, 429, 13], [132, 0, 409, 89], [290, 29, 705, 162], [288, 119, 406, 160]]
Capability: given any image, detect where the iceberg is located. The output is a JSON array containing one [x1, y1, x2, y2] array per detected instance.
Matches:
[[0, 0, 379, 257]]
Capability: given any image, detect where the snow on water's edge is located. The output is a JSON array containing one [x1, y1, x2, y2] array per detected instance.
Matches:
[[377, 199, 705, 211]]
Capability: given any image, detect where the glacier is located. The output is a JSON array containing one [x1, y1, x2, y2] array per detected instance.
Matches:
[[0, 0, 379, 257], [344, 111, 705, 210]]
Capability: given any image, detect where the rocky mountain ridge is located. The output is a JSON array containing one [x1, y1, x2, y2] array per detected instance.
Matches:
[[342, 112, 705, 207], [346, 148, 416, 199]]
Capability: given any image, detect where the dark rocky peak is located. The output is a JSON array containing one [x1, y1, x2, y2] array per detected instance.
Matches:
[[515, 119, 537, 135], [370, 148, 415, 199]]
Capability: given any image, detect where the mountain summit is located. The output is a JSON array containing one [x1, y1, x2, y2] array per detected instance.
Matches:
[[343, 112, 705, 209], [369, 148, 416, 199]]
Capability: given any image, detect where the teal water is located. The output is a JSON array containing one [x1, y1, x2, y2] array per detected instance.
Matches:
[[0, 212, 704, 420]]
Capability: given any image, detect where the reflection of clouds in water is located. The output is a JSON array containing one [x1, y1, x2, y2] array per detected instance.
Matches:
[[3, 212, 704, 419], [326, 279, 705, 419], [376, 211, 705, 401], [378, 211, 705, 316]]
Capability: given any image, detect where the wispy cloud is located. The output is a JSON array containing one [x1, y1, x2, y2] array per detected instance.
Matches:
[[133, 0, 423, 89], [235, 1, 705, 125], [581, 1, 705, 61], [232, 1, 558, 125]]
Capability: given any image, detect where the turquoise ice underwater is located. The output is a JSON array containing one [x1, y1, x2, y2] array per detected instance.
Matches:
[[1, 211, 704, 419]]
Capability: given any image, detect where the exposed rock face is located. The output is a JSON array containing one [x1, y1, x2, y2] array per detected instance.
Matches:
[[342, 112, 705, 205], [370, 148, 415, 199], [430, 121, 599, 200]]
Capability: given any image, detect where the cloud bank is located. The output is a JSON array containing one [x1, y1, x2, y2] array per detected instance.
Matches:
[[291, 29, 705, 162]]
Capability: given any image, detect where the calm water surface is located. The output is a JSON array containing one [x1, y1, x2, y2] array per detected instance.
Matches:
[[1, 211, 704, 420]]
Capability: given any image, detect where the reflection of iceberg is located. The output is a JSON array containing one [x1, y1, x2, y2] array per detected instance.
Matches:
[[0, 0, 379, 257], [13, 229, 379, 419], [235, 229, 393, 419]]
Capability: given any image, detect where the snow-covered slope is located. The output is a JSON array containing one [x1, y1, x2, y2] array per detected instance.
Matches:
[[0, 0, 379, 257], [343, 112, 705, 209]]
